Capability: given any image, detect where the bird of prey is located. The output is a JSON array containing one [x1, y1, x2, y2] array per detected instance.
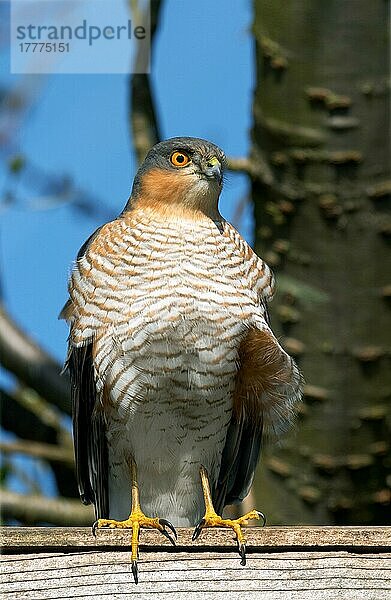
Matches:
[[61, 137, 302, 583]]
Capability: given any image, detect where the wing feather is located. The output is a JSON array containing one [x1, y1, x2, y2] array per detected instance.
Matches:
[[214, 326, 302, 512], [214, 415, 263, 514], [66, 342, 109, 519]]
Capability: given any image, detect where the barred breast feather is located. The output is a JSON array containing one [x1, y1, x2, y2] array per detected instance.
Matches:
[[64, 206, 301, 525]]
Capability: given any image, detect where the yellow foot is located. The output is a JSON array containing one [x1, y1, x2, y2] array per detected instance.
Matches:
[[193, 465, 266, 566], [92, 511, 177, 584], [192, 509, 265, 565]]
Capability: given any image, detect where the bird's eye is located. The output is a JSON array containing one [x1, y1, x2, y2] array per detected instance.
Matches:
[[170, 151, 191, 167]]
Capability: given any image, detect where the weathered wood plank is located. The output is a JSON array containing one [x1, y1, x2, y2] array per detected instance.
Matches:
[[1, 526, 390, 551], [1, 549, 391, 599], [1, 527, 390, 600]]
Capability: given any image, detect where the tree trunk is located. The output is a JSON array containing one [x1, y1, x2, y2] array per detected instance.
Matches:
[[251, 0, 390, 525]]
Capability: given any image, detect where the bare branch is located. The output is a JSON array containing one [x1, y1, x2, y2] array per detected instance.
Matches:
[[227, 155, 305, 202], [129, 0, 164, 163], [0, 490, 93, 526], [227, 154, 275, 186], [226, 157, 254, 173], [0, 439, 74, 466], [1, 387, 78, 499], [1, 457, 42, 495], [0, 305, 71, 415], [17, 386, 71, 442], [1, 388, 58, 443]]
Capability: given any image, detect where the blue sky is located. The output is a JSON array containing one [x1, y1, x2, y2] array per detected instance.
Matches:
[[1, 0, 255, 373]]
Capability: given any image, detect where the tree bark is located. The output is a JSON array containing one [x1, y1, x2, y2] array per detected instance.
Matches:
[[251, 0, 390, 525]]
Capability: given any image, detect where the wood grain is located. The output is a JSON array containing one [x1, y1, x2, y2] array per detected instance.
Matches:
[[1, 527, 390, 600], [1, 526, 390, 551]]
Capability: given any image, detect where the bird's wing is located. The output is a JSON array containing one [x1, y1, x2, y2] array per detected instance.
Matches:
[[65, 342, 109, 518], [214, 324, 302, 513], [60, 225, 109, 519]]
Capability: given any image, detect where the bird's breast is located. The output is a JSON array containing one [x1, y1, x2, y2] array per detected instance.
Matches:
[[72, 214, 266, 415]]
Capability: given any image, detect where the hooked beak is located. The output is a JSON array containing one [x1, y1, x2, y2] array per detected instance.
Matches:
[[203, 156, 222, 185]]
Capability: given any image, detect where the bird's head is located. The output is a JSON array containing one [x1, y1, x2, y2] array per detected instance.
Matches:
[[128, 137, 226, 219]]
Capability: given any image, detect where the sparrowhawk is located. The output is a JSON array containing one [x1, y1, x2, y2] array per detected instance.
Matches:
[[61, 137, 303, 583]]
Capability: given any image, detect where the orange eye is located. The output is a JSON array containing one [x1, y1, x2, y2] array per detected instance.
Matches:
[[170, 151, 191, 167]]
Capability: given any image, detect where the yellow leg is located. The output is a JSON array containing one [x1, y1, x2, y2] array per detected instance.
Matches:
[[92, 458, 177, 584], [192, 465, 266, 566]]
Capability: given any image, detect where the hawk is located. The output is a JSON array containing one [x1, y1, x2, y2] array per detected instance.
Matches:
[[61, 137, 302, 583]]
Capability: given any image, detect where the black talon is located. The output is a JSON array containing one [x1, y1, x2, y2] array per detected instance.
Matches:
[[257, 511, 267, 527], [239, 543, 246, 566], [159, 518, 178, 540], [131, 560, 139, 585], [92, 520, 99, 537], [192, 518, 206, 541], [160, 528, 176, 547]]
